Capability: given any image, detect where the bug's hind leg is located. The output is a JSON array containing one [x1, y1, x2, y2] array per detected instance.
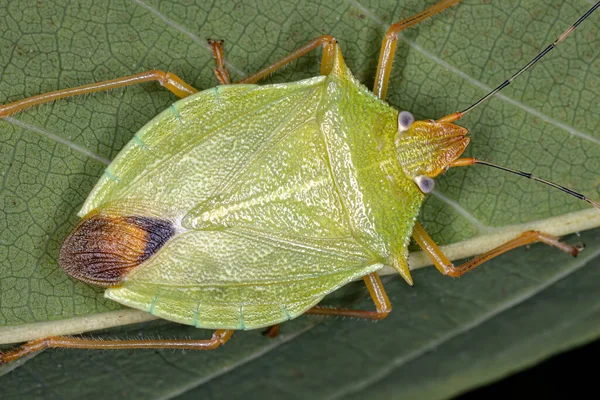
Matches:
[[0, 329, 234, 365], [306, 273, 391, 320], [238, 35, 338, 84], [412, 222, 583, 277], [0, 71, 198, 118], [373, 0, 461, 100], [208, 39, 232, 85]]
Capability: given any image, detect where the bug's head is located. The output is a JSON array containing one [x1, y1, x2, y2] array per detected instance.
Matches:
[[395, 111, 469, 192]]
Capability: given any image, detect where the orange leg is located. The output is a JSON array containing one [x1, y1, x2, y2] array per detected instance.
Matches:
[[0, 36, 337, 118], [208, 39, 232, 85], [238, 35, 338, 84], [262, 324, 281, 338], [0, 329, 233, 365], [234, 1, 461, 89], [1, 1, 462, 117], [412, 222, 582, 277], [373, 0, 462, 100], [0, 70, 197, 118], [306, 272, 391, 320]]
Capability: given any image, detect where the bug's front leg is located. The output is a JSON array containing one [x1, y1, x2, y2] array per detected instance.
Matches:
[[373, 0, 461, 100], [412, 222, 582, 277]]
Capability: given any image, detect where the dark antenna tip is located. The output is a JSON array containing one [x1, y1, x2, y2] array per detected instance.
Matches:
[[585, 198, 600, 211], [459, 1, 600, 117], [471, 159, 600, 211]]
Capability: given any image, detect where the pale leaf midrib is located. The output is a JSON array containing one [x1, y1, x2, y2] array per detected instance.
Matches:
[[1, 208, 599, 345], [2, 3, 599, 389]]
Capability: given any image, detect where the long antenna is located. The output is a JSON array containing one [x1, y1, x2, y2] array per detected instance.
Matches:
[[461, 158, 600, 210], [460, 1, 600, 117]]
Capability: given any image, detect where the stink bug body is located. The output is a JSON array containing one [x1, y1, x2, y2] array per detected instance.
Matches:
[[0, 0, 599, 363]]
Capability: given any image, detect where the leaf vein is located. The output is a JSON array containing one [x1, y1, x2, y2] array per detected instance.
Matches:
[[2, 117, 111, 166], [346, 0, 600, 145]]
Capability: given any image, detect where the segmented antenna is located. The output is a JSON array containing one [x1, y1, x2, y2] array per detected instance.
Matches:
[[471, 159, 600, 210], [460, 1, 600, 117]]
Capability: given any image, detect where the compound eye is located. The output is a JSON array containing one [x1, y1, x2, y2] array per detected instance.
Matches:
[[414, 175, 435, 194], [398, 111, 414, 133]]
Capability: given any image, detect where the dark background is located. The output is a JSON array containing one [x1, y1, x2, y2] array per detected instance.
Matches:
[[457, 337, 598, 398]]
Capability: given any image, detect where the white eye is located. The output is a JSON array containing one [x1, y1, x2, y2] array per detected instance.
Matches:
[[415, 175, 435, 194], [398, 111, 414, 133]]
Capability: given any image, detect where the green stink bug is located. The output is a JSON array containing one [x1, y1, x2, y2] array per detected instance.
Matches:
[[0, 0, 599, 365]]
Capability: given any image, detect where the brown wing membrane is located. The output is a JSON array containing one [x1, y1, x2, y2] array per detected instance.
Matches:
[[59, 213, 175, 287]]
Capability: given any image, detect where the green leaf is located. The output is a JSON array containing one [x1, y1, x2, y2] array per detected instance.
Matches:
[[1, 0, 599, 398], [1, 230, 599, 398]]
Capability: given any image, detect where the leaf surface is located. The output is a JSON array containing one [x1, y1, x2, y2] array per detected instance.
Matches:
[[0, 0, 599, 397]]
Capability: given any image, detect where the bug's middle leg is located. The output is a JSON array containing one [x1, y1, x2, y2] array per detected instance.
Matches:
[[305, 272, 391, 320], [238, 35, 338, 84]]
